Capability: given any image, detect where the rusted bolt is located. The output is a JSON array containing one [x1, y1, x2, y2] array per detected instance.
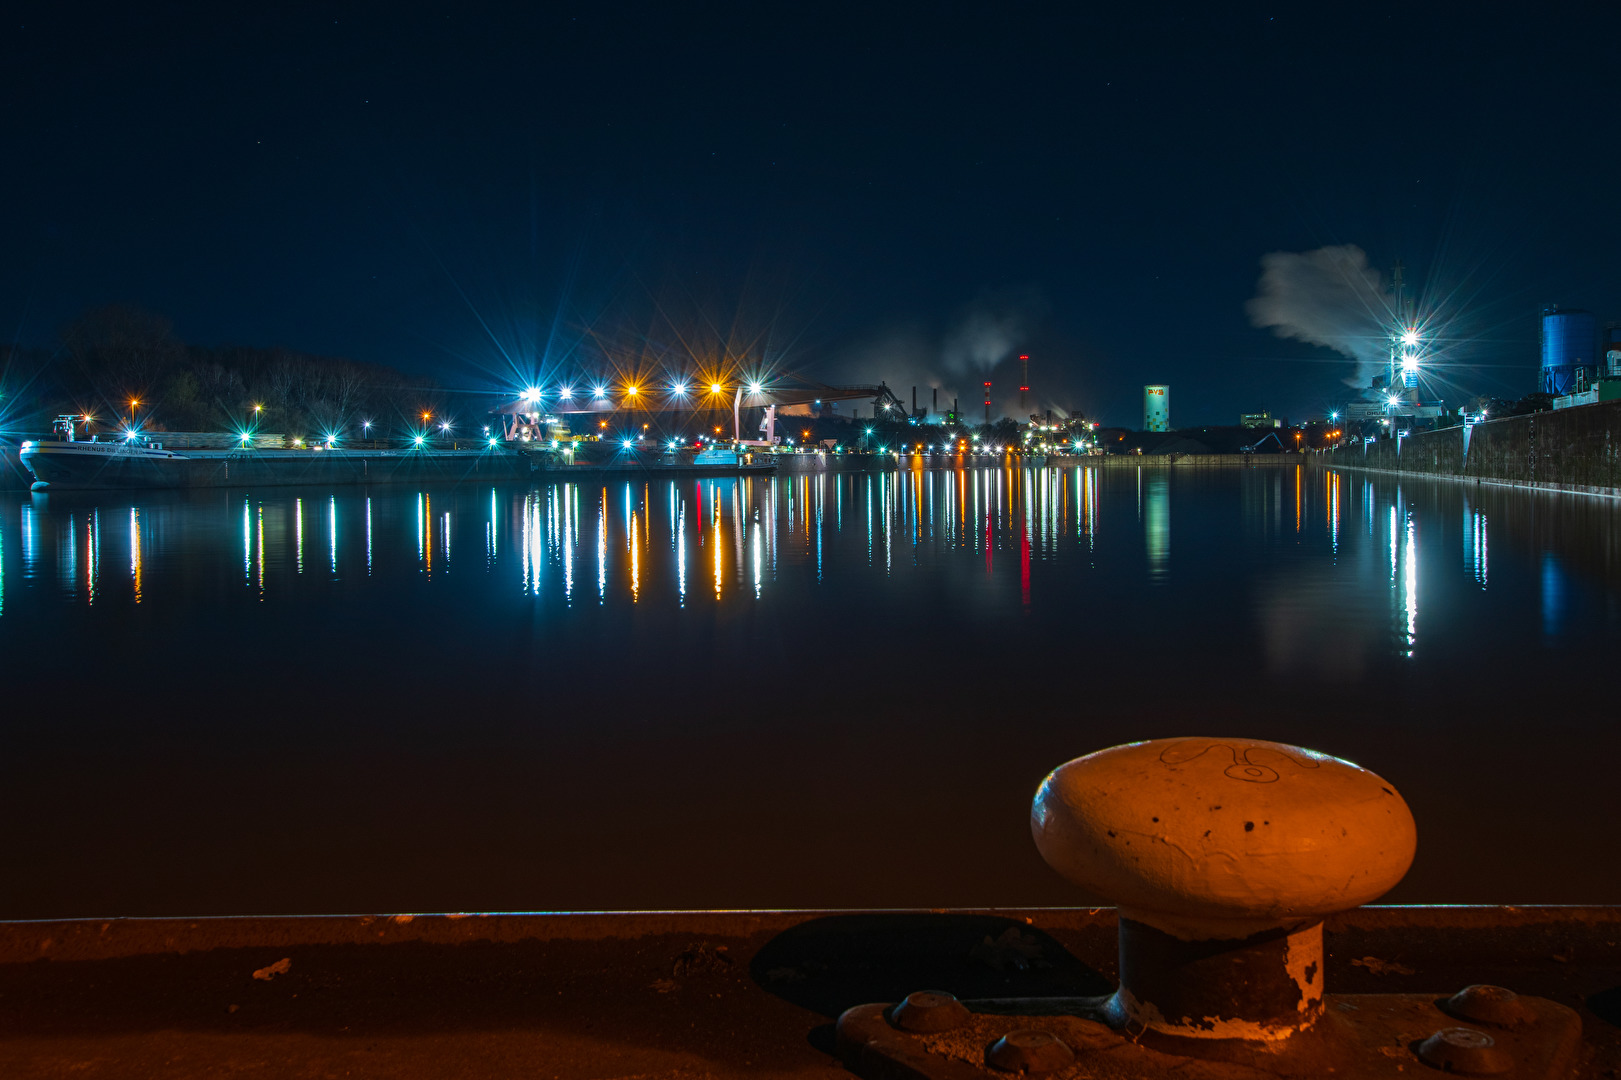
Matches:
[[986, 1029, 1075, 1074], [891, 990, 970, 1033], [985, 1024, 1076, 1070], [1031, 737, 1416, 1042], [1416, 1026, 1513, 1075], [1444, 984, 1534, 1028]]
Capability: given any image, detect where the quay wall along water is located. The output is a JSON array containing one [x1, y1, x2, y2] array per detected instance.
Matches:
[[1318, 397, 1621, 496], [773, 451, 1309, 474]]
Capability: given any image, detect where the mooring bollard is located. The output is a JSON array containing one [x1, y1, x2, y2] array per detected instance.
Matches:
[[1030, 736, 1417, 1042], [834, 736, 1584, 1078]]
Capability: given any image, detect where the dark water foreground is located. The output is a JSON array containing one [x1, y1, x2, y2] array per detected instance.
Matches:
[[1, 465, 1617, 918]]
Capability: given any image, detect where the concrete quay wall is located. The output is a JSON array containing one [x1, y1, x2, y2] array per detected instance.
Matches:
[[1318, 398, 1621, 497], [1056, 452, 1307, 468], [773, 452, 1308, 473]]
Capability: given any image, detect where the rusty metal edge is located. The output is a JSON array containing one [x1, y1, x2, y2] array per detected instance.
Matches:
[[0, 906, 1614, 966]]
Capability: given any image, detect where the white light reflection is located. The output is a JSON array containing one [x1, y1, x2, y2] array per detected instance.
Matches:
[[1389, 504, 1398, 582], [256, 505, 265, 599], [1464, 496, 1488, 588], [487, 488, 498, 569], [329, 496, 337, 575], [677, 492, 687, 605], [751, 515, 761, 599], [563, 484, 576, 601], [1327, 471, 1340, 554], [865, 475, 873, 564], [130, 508, 142, 603], [597, 488, 607, 603], [1401, 510, 1418, 656], [21, 504, 36, 580], [815, 473, 824, 581]]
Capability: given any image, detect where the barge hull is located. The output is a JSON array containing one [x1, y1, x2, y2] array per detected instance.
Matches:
[[20, 446, 778, 492]]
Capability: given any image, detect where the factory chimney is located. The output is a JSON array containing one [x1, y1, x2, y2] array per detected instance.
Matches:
[[984, 381, 992, 425], [912, 386, 917, 415], [1019, 355, 1030, 413]]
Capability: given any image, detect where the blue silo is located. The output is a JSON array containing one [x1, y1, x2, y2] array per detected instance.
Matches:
[[1541, 306, 1596, 395]]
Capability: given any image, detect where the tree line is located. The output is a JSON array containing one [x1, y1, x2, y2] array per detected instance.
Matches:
[[1, 304, 445, 440]]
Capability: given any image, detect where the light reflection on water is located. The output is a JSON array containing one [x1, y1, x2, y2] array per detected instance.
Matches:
[[0, 467, 1607, 623], [6, 465, 1621, 914], [3, 467, 1611, 657]]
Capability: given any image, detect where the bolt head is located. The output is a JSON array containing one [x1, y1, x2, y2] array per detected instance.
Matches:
[[891, 990, 970, 1033], [1445, 984, 1534, 1028], [986, 1029, 1075, 1074], [1416, 1027, 1513, 1075]]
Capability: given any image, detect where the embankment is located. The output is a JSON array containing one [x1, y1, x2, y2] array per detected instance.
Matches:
[[1317, 399, 1621, 497]]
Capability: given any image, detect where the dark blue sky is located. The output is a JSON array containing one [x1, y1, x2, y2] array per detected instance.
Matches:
[[5, 3, 1618, 426]]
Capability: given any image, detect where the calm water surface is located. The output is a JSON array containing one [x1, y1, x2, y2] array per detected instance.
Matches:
[[1, 465, 1617, 917]]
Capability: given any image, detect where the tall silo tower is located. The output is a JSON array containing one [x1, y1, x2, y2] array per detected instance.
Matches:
[[1144, 385, 1170, 432], [1542, 306, 1596, 395]]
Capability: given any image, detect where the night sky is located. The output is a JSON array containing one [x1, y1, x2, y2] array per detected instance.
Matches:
[[5, 4, 1619, 427]]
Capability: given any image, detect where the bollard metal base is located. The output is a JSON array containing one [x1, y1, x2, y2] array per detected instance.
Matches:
[[835, 990, 1582, 1078]]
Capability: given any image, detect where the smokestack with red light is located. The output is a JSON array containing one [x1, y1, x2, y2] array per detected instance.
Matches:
[[984, 381, 992, 425], [1019, 355, 1030, 413]]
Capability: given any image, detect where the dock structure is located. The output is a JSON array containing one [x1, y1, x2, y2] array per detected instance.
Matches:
[[493, 382, 907, 445], [0, 905, 1615, 1078]]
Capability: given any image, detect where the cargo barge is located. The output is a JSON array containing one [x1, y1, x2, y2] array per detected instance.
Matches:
[[18, 434, 776, 492]]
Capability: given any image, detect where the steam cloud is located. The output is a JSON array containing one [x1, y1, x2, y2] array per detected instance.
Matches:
[[1245, 245, 1392, 388], [940, 295, 1040, 376], [829, 292, 1048, 421]]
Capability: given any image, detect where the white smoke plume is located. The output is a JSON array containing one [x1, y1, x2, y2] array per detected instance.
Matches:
[[940, 293, 1041, 375], [828, 291, 1049, 420], [1246, 245, 1393, 388]]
